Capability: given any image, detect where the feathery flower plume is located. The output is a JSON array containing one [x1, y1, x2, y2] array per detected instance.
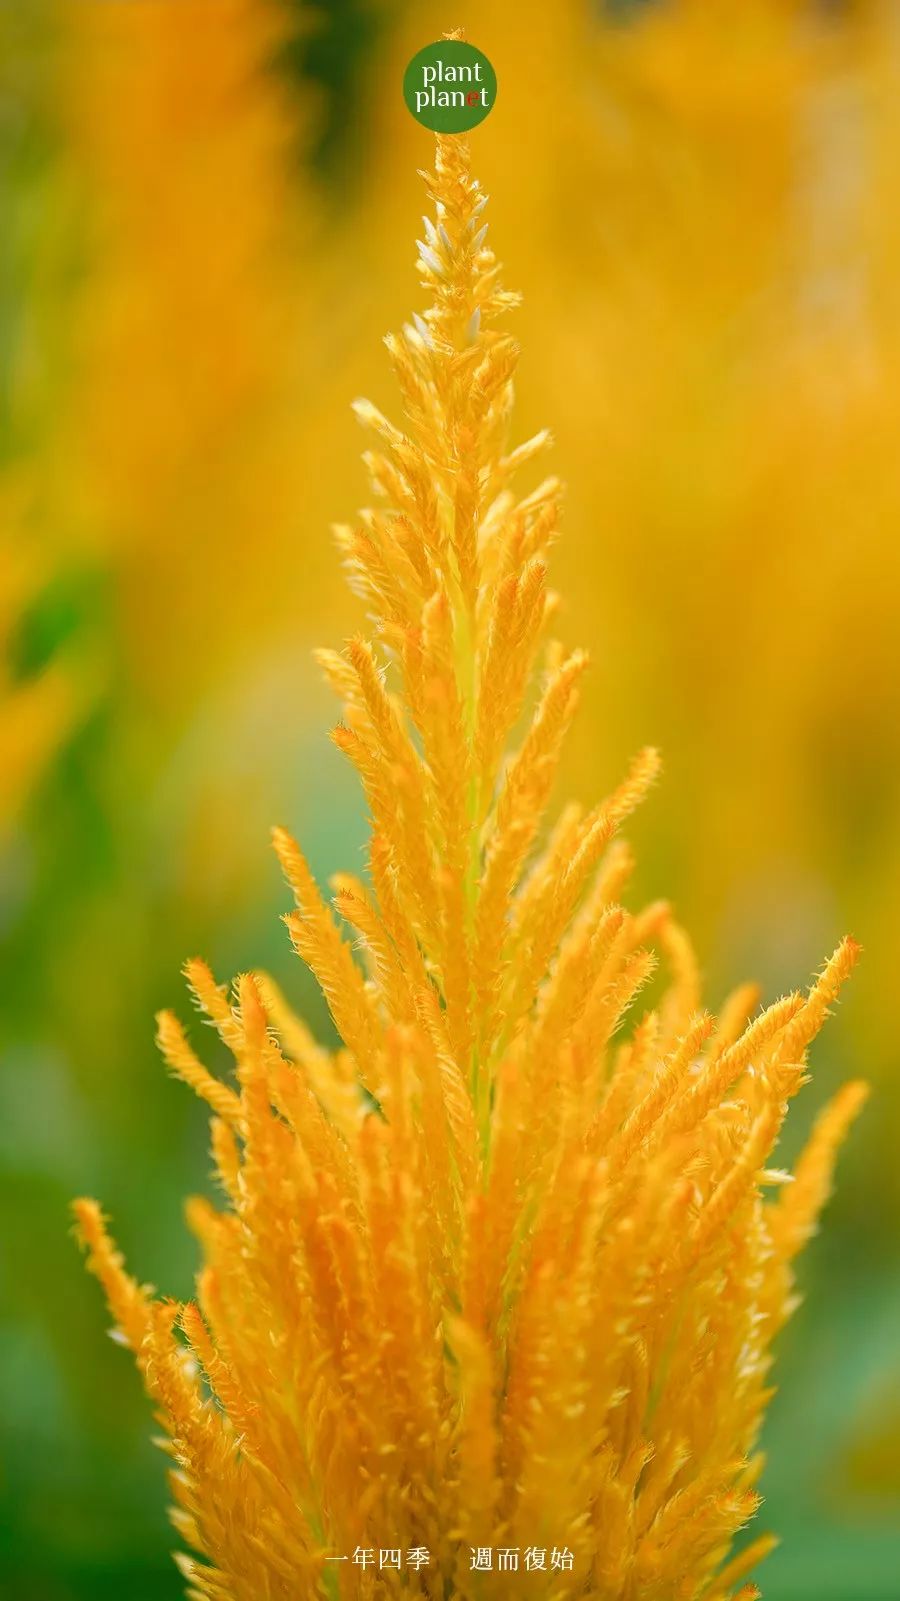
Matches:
[[75, 133, 865, 1600]]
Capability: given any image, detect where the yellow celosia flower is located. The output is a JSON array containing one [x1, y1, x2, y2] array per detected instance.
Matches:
[[354, 0, 900, 1162], [75, 134, 866, 1601]]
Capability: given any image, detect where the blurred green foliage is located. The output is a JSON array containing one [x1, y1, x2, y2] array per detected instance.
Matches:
[[1, 3, 898, 1600], [279, 0, 388, 185]]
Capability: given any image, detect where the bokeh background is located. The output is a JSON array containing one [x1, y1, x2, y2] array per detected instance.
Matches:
[[2, 1, 899, 1597]]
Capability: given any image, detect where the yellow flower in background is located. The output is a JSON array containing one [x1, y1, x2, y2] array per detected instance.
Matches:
[[61, 0, 295, 533], [0, 6, 89, 839], [76, 135, 865, 1601], [53, 0, 344, 706], [33, 0, 359, 915]]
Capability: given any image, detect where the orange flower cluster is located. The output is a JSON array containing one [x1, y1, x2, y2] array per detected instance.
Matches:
[[76, 136, 864, 1601]]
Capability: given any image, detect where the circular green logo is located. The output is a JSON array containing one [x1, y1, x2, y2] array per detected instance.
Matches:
[[403, 40, 496, 133]]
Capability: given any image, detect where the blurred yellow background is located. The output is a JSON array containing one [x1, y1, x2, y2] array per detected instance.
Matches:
[[2, 2, 898, 1598]]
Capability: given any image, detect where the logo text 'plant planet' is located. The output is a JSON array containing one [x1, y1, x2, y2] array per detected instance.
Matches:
[[403, 41, 496, 133]]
